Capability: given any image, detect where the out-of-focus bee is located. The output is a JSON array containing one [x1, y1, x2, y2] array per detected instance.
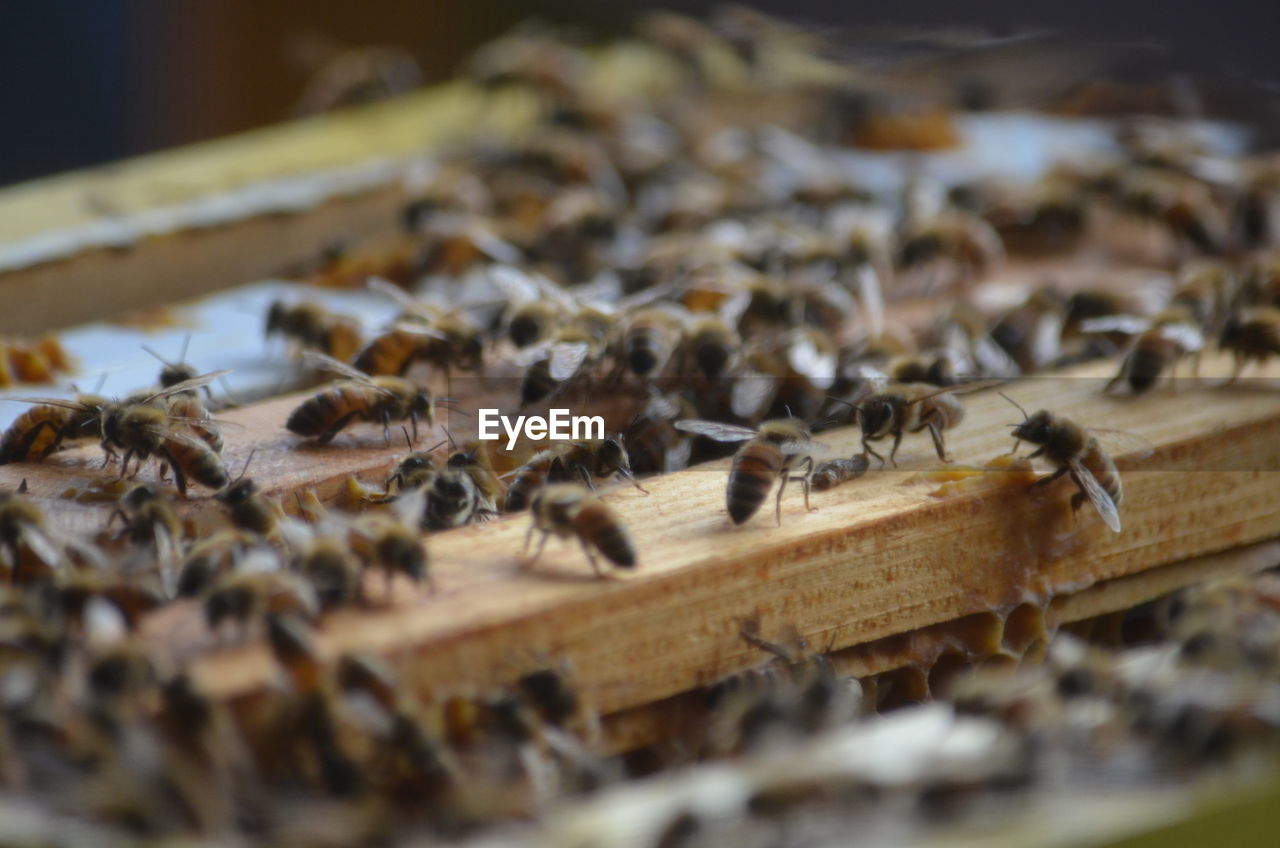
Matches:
[[1108, 168, 1229, 256], [0, 391, 107, 464], [524, 483, 636, 576], [108, 482, 182, 553], [888, 351, 959, 387], [176, 529, 260, 598], [683, 314, 741, 381], [1220, 307, 1280, 382], [519, 323, 607, 407], [205, 571, 320, 635], [897, 212, 1004, 290], [989, 286, 1069, 373], [216, 455, 282, 538], [265, 300, 363, 362], [0, 488, 62, 575], [286, 352, 444, 444], [384, 439, 445, 494], [1172, 263, 1238, 331], [489, 265, 573, 349], [1004, 396, 1124, 533], [422, 465, 488, 530], [356, 279, 486, 379], [986, 170, 1089, 253], [99, 371, 232, 496], [619, 306, 685, 381], [446, 442, 504, 512], [293, 535, 364, 610], [348, 504, 430, 596], [57, 570, 165, 632], [811, 453, 870, 491], [505, 436, 644, 512], [1085, 307, 1206, 394], [842, 383, 969, 467], [674, 418, 825, 525], [624, 390, 695, 475]]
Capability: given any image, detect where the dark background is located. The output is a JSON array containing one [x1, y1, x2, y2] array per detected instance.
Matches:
[[2, 0, 1277, 188]]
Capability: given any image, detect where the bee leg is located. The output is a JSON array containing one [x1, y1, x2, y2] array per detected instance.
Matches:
[[887, 430, 903, 468], [1006, 437, 1022, 457], [1103, 367, 1126, 395], [578, 468, 596, 490], [527, 531, 550, 568], [799, 457, 815, 512], [774, 474, 788, 526], [1027, 446, 1047, 459], [381, 411, 393, 445], [1224, 353, 1245, 386], [1033, 466, 1070, 488], [118, 450, 135, 479], [863, 437, 885, 468], [580, 541, 605, 577], [168, 456, 188, 498], [927, 422, 950, 462], [409, 412, 419, 443], [523, 522, 535, 554]]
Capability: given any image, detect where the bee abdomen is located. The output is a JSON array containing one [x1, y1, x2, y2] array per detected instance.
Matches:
[[575, 502, 635, 568], [727, 446, 780, 525]]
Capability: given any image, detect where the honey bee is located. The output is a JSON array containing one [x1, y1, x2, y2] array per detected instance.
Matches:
[[423, 466, 488, 530], [176, 529, 260, 598], [620, 306, 684, 381], [384, 441, 444, 493], [1109, 168, 1229, 256], [0, 488, 62, 576], [519, 323, 605, 406], [524, 483, 636, 576], [1087, 307, 1206, 394], [843, 383, 969, 467], [888, 351, 958, 387], [205, 570, 320, 635], [356, 279, 486, 378], [623, 390, 695, 475], [897, 212, 1004, 290], [683, 314, 740, 380], [107, 482, 183, 553], [811, 453, 870, 490], [1003, 395, 1124, 533], [99, 370, 232, 495], [446, 442, 505, 511], [286, 352, 444, 444], [1237, 255, 1280, 310], [294, 535, 364, 609], [146, 341, 225, 454], [674, 418, 825, 525], [56, 570, 165, 632], [1218, 306, 1280, 384], [505, 436, 643, 512], [0, 390, 107, 464], [216, 454, 282, 538], [989, 286, 1069, 373], [265, 300, 363, 361], [348, 506, 430, 595]]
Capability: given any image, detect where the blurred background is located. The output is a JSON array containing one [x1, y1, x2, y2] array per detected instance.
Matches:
[[2, 0, 1278, 188]]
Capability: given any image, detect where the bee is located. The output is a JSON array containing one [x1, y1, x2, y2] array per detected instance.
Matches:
[[0, 390, 107, 464], [888, 351, 958, 387], [384, 443, 444, 494], [356, 279, 486, 378], [505, 436, 643, 512], [0, 488, 63, 576], [265, 300, 363, 361], [620, 306, 684, 381], [1003, 395, 1124, 533], [1238, 256, 1280, 310], [446, 442, 505, 511], [286, 352, 444, 444], [1086, 307, 1206, 394], [294, 536, 364, 609], [176, 529, 260, 598], [1220, 308, 1280, 382], [683, 314, 740, 380], [674, 418, 825, 525], [215, 454, 282, 538], [623, 390, 695, 475], [1109, 168, 1229, 256], [108, 482, 183, 552], [99, 371, 232, 495], [422, 466, 488, 530], [811, 453, 870, 491], [989, 286, 1069, 373], [205, 570, 320, 636], [843, 383, 969, 467], [519, 323, 605, 407], [897, 212, 1004, 289], [348, 508, 430, 596], [524, 483, 636, 576]]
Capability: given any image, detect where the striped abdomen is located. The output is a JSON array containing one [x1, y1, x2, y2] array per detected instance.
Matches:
[[505, 454, 553, 512], [0, 406, 71, 464], [1080, 439, 1122, 506], [286, 384, 373, 437], [727, 440, 782, 525], [574, 500, 635, 568]]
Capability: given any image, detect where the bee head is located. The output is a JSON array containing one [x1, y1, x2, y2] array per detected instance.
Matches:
[[122, 482, 162, 510], [1011, 409, 1054, 444], [216, 477, 257, 507], [409, 391, 434, 418], [599, 436, 630, 473], [857, 397, 895, 438], [265, 301, 286, 336]]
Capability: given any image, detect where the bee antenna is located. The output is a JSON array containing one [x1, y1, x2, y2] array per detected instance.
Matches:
[[179, 334, 192, 364], [141, 345, 172, 366], [825, 394, 856, 410], [235, 450, 257, 484], [92, 373, 108, 394], [444, 429, 457, 450], [784, 404, 794, 420], [998, 391, 1029, 421], [402, 426, 413, 451]]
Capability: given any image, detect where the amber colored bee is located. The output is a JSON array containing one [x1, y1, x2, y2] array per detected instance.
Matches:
[[286, 352, 443, 444], [99, 371, 232, 495], [266, 613, 325, 695], [1220, 308, 1280, 383], [811, 454, 870, 491], [525, 483, 636, 576], [846, 383, 968, 467], [1004, 395, 1123, 533], [0, 391, 107, 464], [265, 300, 363, 361], [504, 451, 555, 513], [675, 418, 825, 525], [108, 482, 183, 551]]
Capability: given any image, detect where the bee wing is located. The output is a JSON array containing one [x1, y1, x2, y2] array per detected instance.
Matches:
[[1088, 428, 1155, 462], [141, 370, 232, 403], [389, 321, 449, 340], [159, 426, 222, 452], [970, 335, 1022, 378], [1155, 323, 1205, 352], [2, 396, 94, 411], [782, 439, 829, 458], [1067, 458, 1121, 533], [852, 264, 885, 340], [513, 343, 553, 367], [1079, 314, 1151, 336], [368, 277, 426, 313], [390, 485, 427, 526], [548, 342, 591, 382], [471, 229, 523, 264], [487, 264, 541, 304], [787, 334, 836, 389], [665, 437, 694, 473], [301, 350, 374, 384], [673, 419, 758, 442], [730, 370, 777, 420], [17, 524, 63, 568], [1030, 311, 1065, 368], [643, 389, 680, 421]]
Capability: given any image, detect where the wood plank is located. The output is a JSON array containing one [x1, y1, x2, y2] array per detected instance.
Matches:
[[4, 353, 1274, 734]]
